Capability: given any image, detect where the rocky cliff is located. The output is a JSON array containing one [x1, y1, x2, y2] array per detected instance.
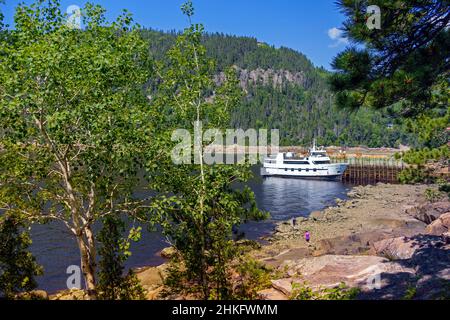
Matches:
[[215, 67, 309, 91]]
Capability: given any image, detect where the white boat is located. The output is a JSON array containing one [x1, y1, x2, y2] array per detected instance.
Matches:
[[261, 141, 348, 180]]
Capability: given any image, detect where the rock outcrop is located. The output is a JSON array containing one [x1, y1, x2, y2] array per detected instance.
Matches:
[[51, 289, 88, 300], [214, 67, 308, 91], [372, 236, 424, 260], [159, 246, 177, 259], [258, 255, 417, 300], [17, 290, 49, 300], [135, 265, 167, 300], [406, 201, 450, 224], [426, 212, 450, 236]]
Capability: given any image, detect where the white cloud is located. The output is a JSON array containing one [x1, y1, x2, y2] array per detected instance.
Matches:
[[328, 27, 342, 40], [328, 27, 348, 47]]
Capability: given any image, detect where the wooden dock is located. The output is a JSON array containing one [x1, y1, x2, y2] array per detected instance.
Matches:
[[331, 158, 405, 184]]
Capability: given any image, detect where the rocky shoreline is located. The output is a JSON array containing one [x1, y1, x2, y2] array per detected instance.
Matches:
[[254, 183, 450, 300], [50, 183, 450, 300]]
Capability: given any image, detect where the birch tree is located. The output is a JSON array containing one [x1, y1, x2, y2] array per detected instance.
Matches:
[[0, 0, 153, 298]]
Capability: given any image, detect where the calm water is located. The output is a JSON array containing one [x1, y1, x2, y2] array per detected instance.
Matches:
[[30, 171, 350, 293]]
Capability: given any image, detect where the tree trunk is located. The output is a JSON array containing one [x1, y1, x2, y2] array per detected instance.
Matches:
[[37, 117, 99, 299], [76, 230, 97, 300]]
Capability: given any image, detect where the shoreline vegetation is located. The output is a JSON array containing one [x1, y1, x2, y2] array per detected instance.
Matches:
[[49, 183, 450, 300]]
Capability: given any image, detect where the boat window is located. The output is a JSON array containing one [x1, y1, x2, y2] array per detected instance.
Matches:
[[284, 160, 310, 165], [313, 160, 331, 165]]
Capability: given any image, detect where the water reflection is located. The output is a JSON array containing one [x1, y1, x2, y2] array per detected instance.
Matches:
[[241, 177, 350, 240], [257, 177, 349, 218]]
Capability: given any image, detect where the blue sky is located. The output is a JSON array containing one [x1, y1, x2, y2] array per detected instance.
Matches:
[[1, 0, 350, 69]]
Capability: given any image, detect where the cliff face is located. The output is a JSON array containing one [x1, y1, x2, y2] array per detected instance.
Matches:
[[215, 67, 308, 91], [237, 68, 308, 90]]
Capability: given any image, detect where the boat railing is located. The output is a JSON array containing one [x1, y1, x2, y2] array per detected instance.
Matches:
[[330, 157, 407, 168]]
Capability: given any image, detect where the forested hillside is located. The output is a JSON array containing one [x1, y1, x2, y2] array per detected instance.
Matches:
[[141, 29, 413, 147]]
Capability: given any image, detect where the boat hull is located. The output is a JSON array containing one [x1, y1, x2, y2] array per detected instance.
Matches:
[[261, 170, 343, 181], [261, 163, 348, 181], [264, 175, 343, 181]]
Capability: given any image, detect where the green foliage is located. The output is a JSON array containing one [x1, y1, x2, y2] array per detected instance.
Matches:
[[398, 167, 432, 184], [424, 188, 444, 203], [321, 283, 360, 300], [397, 149, 449, 184], [330, 0, 449, 117], [105, 271, 146, 300], [290, 282, 317, 300], [399, 106, 449, 168], [180, 0, 194, 19], [0, 0, 154, 297], [403, 286, 417, 300], [331, 0, 449, 180], [163, 253, 274, 301], [161, 256, 189, 297], [397, 109, 448, 183], [235, 84, 410, 147], [406, 108, 449, 150], [438, 182, 450, 200], [147, 3, 267, 300], [291, 281, 360, 300], [97, 215, 145, 300], [0, 213, 43, 299], [232, 258, 272, 300], [401, 146, 449, 166], [97, 216, 125, 299]]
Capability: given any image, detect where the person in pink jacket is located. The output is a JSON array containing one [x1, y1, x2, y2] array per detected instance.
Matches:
[[305, 231, 311, 243]]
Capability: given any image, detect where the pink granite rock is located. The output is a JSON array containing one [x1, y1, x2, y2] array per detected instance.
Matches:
[[426, 212, 450, 236], [373, 237, 418, 260]]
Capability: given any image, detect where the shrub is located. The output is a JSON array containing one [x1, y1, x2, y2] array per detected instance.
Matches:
[[232, 258, 272, 300], [425, 188, 444, 203], [291, 281, 359, 300], [0, 214, 43, 299]]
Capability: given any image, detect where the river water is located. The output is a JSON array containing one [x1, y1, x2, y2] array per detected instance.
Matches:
[[29, 172, 350, 293]]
